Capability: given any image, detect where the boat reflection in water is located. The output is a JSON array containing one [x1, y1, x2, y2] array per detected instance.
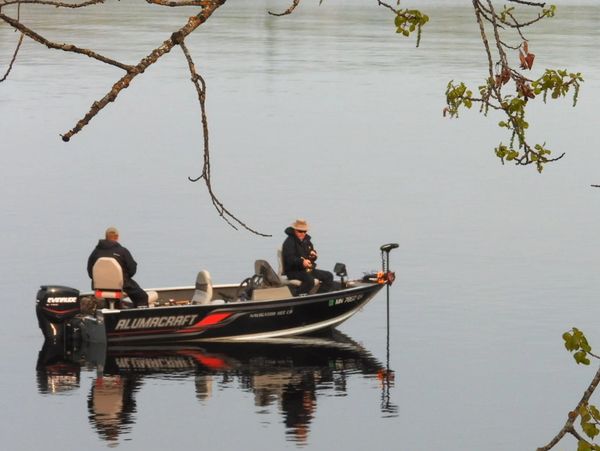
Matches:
[[36, 330, 396, 445]]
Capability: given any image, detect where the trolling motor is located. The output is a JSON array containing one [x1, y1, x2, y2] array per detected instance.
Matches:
[[359, 243, 399, 284], [379, 242, 399, 412]]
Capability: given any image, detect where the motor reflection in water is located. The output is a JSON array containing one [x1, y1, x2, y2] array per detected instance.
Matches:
[[36, 330, 397, 446]]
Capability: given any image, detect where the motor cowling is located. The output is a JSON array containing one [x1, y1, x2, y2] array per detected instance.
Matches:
[[36, 285, 81, 342]]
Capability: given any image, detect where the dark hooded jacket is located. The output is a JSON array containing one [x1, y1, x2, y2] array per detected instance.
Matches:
[[281, 227, 316, 275], [87, 239, 138, 281]]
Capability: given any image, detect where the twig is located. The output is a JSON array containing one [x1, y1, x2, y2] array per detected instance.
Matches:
[[180, 41, 271, 236], [0, 32, 23, 82], [146, 0, 218, 6], [268, 0, 300, 17], [0, 0, 105, 8], [508, 0, 545, 7], [376, 0, 398, 14], [0, 12, 133, 71]]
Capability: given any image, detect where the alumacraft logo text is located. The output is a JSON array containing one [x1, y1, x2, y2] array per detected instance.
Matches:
[[115, 314, 198, 331], [47, 297, 78, 304]]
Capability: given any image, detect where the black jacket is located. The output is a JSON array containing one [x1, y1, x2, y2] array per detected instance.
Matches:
[[282, 227, 316, 274], [87, 239, 138, 281]]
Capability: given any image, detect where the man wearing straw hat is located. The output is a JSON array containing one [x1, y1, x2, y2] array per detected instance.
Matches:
[[281, 219, 333, 295]]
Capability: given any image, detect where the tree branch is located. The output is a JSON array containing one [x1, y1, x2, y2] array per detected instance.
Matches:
[[268, 0, 300, 17], [376, 1, 398, 14], [0, 12, 133, 71], [146, 0, 219, 6], [0, 31, 23, 82], [0, 0, 105, 8], [508, 0, 545, 7], [180, 41, 271, 236], [59, 1, 225, 141]]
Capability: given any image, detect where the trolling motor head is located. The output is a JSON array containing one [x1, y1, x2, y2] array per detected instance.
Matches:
[[380, 243, 399, 252]]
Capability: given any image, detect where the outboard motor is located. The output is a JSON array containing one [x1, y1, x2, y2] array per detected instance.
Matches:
[[36, 285, 81, 342]]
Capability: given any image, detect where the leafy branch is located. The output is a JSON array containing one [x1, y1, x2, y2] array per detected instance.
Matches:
[[442, 1, 584, 173], [538, 329, 600, 451], [377, 1, 429, 47]]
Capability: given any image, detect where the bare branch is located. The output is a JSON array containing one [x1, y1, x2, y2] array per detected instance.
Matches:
[[180, 41, 271, 236], [0, 12, 133, 71], [0, 0, 105, 8], [376, 1, 398, 14], [473, 1, 495, 82], [146, 0, 219, 6], [0, 31, 23, 82], [60, 1, 225, 142], [485, 0, 509, 67], [268, 0, 300, 17], [508, 0, 545, 7]]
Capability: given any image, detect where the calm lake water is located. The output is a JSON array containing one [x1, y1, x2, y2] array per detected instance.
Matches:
[[1, 1, 600, 450]]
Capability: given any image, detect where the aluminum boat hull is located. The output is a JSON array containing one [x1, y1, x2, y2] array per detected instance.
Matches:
[[77, 283, 384, 344]]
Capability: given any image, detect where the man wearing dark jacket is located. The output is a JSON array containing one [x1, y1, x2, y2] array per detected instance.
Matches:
[[87, 227, 148, 307], [282, 219, 333, 295]]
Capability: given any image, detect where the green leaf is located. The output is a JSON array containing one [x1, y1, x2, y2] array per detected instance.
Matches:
[[583, 422, 600, 439], [575, 350, 591, 365]]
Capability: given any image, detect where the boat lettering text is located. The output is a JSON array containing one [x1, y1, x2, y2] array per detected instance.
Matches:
[[328, 294, 361, 307], [115, 356, 196, 370], [47, 296, 78, 304], [249, 308, 293, 319], [114, 314, 198, 330]]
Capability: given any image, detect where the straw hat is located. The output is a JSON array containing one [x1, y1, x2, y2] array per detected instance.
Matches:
[[291, 219, 309, 232]]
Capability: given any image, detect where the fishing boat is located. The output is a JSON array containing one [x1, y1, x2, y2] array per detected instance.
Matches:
[[36, 244, 398, 346]]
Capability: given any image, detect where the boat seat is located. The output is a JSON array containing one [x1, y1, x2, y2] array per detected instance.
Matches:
[[254, 259, 283, 287], [92, 257, 157, 308], [276, 249, 319, 294], [251, 260, 293, 300], [92, 257, 125, 310], [146, 291, 159, 307], [191, 270, 214, 305]]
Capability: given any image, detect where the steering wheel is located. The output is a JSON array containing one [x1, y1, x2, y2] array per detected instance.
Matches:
[[236, 274, 263, 300]]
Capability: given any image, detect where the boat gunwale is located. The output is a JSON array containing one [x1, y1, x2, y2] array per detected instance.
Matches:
[[93, 281, 381, 315]]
